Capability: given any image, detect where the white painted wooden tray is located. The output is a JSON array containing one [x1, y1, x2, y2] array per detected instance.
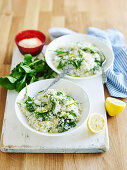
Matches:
[[0, 46, 109, 153]]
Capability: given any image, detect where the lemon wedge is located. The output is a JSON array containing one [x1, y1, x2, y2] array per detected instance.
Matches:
[[87, 113, 105, 134], [105, 97, 126, 116]]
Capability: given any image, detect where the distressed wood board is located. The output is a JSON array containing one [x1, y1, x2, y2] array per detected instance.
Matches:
[[0, 46, 109, 153]]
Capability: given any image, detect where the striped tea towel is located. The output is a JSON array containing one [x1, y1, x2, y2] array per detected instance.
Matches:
[[49, 27, 127, 98]]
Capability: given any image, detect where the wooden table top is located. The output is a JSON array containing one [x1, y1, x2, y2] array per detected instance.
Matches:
[[0, 0, 127, 169]]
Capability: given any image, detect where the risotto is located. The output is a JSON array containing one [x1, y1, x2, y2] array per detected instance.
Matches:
[[18, 89, 82, 133], [52, 42, 105, 77]]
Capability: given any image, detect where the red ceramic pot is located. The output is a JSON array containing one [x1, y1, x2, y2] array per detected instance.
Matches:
[[15, 30, 46, 56]]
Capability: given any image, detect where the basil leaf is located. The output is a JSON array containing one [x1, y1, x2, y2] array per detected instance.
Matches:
[[4, 76, 17, 83], [29, 58, 42, 67], [16, 75, 27, 92], [0, 76, 17, 90], [10, 72, 22, 80], [30, 76, 37, 83], [24, 54, 32, 65], [20, 65, 35, 73]]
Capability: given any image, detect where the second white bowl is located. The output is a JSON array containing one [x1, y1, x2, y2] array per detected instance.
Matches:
[[45, 34, 114, 80]]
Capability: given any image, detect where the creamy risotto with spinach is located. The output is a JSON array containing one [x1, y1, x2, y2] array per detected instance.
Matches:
[[18, 89, 81, 133], [52, 42, 105, 77]]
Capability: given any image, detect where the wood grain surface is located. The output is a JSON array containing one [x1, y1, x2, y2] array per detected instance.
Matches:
[[0, 0, 127, 169]]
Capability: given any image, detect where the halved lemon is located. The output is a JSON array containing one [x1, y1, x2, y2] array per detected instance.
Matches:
[[87, 113, 105, 134], [105, 97, 126, 116]]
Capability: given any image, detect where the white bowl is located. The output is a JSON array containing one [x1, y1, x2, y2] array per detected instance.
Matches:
[[45, 34, 114, 80], [15, 79, 90, 136]]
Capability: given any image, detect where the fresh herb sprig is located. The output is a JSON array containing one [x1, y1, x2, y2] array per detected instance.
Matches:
[[57, 109, 77, 133], [0, 53, 57, 92]]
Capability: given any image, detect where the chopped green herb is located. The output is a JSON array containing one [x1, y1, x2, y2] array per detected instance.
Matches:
[[69, 110, 77, 117], [36, 111, 53, 121], [50, 96, 57, 111], [57, 91, 63, 96], [57, 60, 67, 69], [41, 102, 47, 107], [61, 99, 66, 104], [17, 102, 21, 106], [78, 49, 83, 57], [35, 112, 40, 119], [94, 58, 102, 66], [48, 127, 52, 132], [55, 49, 69, 55], [93, 65, 100, 72], [25, 96, 35, 112], [82, 47, 97, 54], [66, 101, 80, 106], [67, 95, 74, 100]]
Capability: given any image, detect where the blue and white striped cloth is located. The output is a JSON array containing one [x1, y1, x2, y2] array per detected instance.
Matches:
[[87, 27, 127, 98], [49, 27, 127, 98]]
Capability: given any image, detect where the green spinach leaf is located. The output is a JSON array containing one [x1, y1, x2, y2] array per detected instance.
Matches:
[[25, 96, 35, 112], [16, 74, 27, 92], [24, 54, 32, 65], [0, 76, 17, 90]]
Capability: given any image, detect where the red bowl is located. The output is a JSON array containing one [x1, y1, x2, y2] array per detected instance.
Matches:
[[15, 30, 46, 56]]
